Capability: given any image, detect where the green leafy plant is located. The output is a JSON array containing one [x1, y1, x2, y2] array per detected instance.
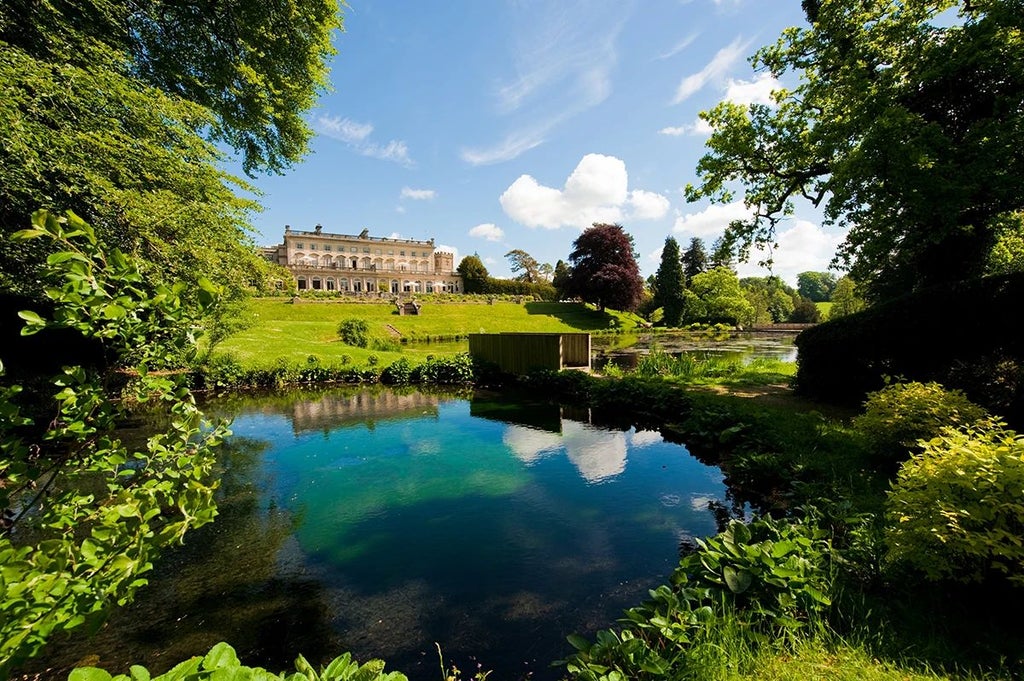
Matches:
[[885, 418, 1024, 585], [69, 642, 407, 681], [0, 211, 228, 674], [852, 380, 989, 461], [337, 318, 370, 347]]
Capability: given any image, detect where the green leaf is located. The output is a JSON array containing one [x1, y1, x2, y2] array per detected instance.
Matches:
[[69, 669, 114, 681], [203, 642, 241, 670], [567, 633, 592, 652], [723, 566, 753, 594]]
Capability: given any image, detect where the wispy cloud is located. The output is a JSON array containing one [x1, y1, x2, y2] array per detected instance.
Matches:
[[314, 114, 414, 167], [401, 187, 437, 200], [659, 118, 713, 136], [656, 32, 698, 60], [672, 36, 751, 104], [462, 0, 630, 165]]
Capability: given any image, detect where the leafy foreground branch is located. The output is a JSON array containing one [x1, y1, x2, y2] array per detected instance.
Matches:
[[0, 211, 228, 674]]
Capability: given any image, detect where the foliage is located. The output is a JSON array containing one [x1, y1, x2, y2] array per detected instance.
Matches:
[[686, 1, 1024, 301], [885, 418, 1024, 585], [986, 212, 1024, 276], [653, 236, 686, 327], [505, 249, 549, 283], [69, 642, 407, 681], [412, 353, 476, 385], [829, 277, 865, 319], [789, 298, 821, 323], [687, 267, 755, 326], [797, 272, 838, 303], [0, 211, 227, 674], [456, 255, 490, 294], [562, 515, 834, 681], [480, 277, 557, 300], [552, 259, 572, 299], [337, 319, 370, 348], [793, 273, 1024, 423], [564, 224, 645, 312], [380, 357, 414, 385], [682, 237, 709, 283], [852, 380, 989, 461], [741, 276, 796, 325]]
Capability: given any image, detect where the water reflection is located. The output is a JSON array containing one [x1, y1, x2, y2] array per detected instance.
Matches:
[[19, 387, 732, 681]]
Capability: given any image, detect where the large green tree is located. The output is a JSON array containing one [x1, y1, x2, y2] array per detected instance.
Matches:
[[565, 224, 644, 312], [681, 237, 709, 283], [797, 271, 838, 303], [653, 236, 686, 327], [686, 0, 1024, 301], [0, 0, 340, 302], [457, 254, 490, 294]]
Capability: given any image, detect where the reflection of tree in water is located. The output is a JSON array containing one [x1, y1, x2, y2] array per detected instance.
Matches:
[[13, 436, 344, 678]]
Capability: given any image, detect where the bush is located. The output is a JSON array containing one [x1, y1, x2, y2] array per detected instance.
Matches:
[[851, 380, 989, 461], [885, 418, 1024, 585], [381, 357, 413, 384], [337, 318, 370, 347], [413, 353, 474, 384]]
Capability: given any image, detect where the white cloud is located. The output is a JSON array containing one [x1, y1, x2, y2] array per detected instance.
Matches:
[[735, 220, 846, 286], [401, 187, 437, 200], [672, 36, 751, 104], [461, 130, 547, 166], [500, 153, 670, 230], [628, 190, 671, 220], [659, 118, 713, 137], [468, 223, 505, 241], [724, 72, 780, 106], [314, 114, 413, 167], [673, 200, 753, 238]]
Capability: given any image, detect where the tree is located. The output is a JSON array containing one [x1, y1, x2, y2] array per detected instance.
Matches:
[[565, 224, 644, 312], [1, 0, 340, 175], [457, 254, 490, 294], [790, 297, 822, 323], [741, 276, 796, 324], [797, 271, 839, 303], [505, 249, 544, 283], [0, 0, 341, 314], [709, 236, 736, 272], [681, 237, 709, 283], [987, 212, 1024, 276], [686, 1, 1024, 301], [830, 276, 866, 319], [688, 267, 755, 326], [653, 236, 686, 327], [552, 260, 572, 299]]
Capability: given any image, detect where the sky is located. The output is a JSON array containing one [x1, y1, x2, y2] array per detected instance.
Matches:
[[237, 0, 847, 287]]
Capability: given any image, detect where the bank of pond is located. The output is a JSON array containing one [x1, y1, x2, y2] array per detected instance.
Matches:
[[15, 372, 1024, 681]]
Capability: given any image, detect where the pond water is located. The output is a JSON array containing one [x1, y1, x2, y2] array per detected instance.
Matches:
[[593, 330, 800, 371], [21, 387, 733, 681]]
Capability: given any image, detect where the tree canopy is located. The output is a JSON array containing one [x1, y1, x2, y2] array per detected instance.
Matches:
[[456, 254, 490, 294], [681, 237, 709, 283], [797, 271, 839, 303], [505, 249, 547, 283], [565, 224, 644, 312], [686, 0, 1024, 301]]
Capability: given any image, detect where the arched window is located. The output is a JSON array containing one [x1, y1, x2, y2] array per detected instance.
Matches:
[[311, 277, 322, 290]]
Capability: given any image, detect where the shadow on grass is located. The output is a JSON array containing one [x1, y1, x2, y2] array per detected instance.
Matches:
[[523, 301, 616, 330]]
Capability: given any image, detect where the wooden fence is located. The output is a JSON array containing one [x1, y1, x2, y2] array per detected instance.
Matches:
[[468, 333, 591, 375]]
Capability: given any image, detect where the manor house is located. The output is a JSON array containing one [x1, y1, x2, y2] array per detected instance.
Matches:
[[263, 224, 462, 294]]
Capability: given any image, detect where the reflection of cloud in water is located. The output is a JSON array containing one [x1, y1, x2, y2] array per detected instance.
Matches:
[[659, 493, 682, 507], [690, 494, 716, 512], [628, 429, 663, 448], [504, 420, 627, 483], [503, 425, 562, 463]]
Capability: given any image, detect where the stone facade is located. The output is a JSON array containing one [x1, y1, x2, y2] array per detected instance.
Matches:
[[263, 224, 462, 294]]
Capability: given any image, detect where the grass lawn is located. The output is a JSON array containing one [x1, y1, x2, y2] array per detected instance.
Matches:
[[217, 297, 645, 366]]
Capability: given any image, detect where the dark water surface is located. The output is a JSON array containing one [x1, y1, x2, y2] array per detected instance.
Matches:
[[21, 387, 732, 681]]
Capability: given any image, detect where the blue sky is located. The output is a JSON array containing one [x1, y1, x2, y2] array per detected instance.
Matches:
[[239, 0, 845, 287]]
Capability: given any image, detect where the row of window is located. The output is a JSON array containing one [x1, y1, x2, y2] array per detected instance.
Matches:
[[295, 276, 461, 293], [292, 257, 432, 272], [292, 242, 429, 257]]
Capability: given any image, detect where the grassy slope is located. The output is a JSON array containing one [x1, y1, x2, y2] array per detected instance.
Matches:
[[218, 298, 643, 365]]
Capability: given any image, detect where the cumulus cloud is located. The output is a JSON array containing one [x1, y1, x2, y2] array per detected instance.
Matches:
[[468, 223, 505, 241], [500, 153, 670, 229], [724, 72, 781, 106], [672, 36, 751, 104], [401, 187, 436, 200], [673, 200, 754, 238], [314, 114, 414, 167]]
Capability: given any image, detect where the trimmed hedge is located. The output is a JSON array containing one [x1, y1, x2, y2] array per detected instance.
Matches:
[[793, 273, 1024, 424]]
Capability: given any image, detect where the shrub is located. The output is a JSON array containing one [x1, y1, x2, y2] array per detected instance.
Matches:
[[413, 353, 474, 384], [885, 418, 1024, 585], [381, 357, 413, 385], [852, 380, 989, 461], [337, 318, 370, 347]]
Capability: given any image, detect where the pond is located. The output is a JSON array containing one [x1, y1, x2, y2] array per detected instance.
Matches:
[[21, 386, 735, 681], [593, 330, 800, 371]]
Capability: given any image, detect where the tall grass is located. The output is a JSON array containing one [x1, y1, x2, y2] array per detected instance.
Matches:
[[608, 348, 795, 385]]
